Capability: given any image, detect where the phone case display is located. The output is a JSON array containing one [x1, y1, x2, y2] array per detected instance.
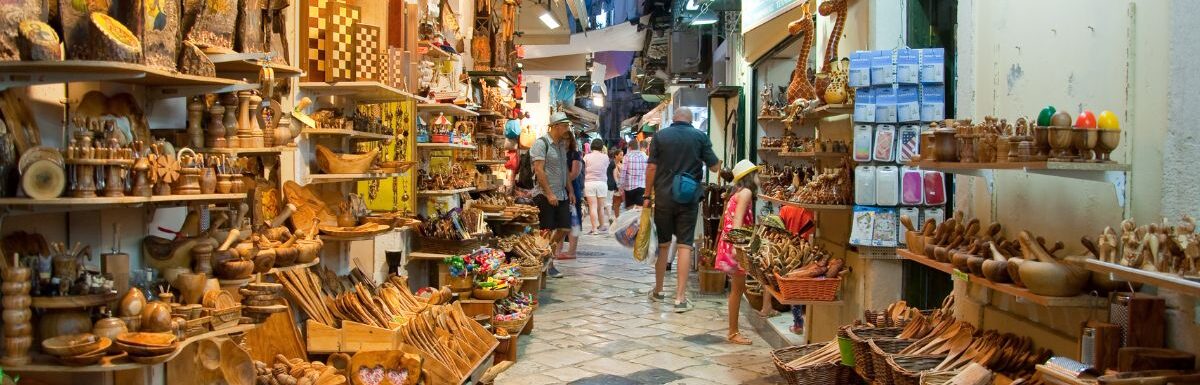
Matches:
[[898, 124, 921, 162], [850, 207, 899, 247], [855, 165, 876, 205], [898, 207, 919, 245], [850, 209, 874, 246], [924, 207, 945, 225], [854, 124, 873, 162], [873, 124, 896, 162], [923, 170, 947, 205], [900, 166, 924, 205], [875, 166, 899, 206]]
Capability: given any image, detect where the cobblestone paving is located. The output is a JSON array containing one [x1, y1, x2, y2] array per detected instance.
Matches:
[[496, 232, 784, 385]]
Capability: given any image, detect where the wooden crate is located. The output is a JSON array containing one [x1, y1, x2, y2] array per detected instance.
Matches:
[[458, 299, 495, 319], [306, 319, 405, 354]]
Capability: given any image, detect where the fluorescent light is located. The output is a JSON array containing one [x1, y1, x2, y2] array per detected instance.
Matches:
[[690, 11, 718, 25], [539, 7, 561, 29], [685, 0, 700, 10]]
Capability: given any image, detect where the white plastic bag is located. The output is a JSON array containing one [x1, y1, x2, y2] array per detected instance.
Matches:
[[613, 207, 642, 248]]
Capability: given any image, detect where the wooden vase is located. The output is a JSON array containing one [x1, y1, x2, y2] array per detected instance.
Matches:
[[200, 167, 217, 194], [217, 174, 233, 194]]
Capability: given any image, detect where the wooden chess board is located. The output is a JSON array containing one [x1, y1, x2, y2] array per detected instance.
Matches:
[[352, 23, 381, 82], [324, 2, 360, 82]]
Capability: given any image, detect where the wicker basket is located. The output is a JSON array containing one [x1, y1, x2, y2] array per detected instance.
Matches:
[[863, 309, 937, 328], [473, 203, 506, 212], [888, 355, 947, 385], [448, 276, 473, 292], [492, 314, 528, 334], [920, 370, 960, 385], [472, 287, 510, 300], [412, 236, 485, 255], [770, 344, 857, 385], [518, 264, 542, 277], [842, 326, 904, 381], [869, 338, 918, 384], [773, 272, 841, 302]]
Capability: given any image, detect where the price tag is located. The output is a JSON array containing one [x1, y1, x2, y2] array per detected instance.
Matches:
[[951, 269, 970, 282]]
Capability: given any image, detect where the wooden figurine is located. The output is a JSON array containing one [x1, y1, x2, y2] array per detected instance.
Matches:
[[785, 10, 817, 103], [84, 13, 143, 63], [179, 41, 215, 77], [0, 262, 32, 366], [17, 20, 62, 61], [818, 0, 849, 73], [236, 0, 265, 53], [185, 0, 238, 51]]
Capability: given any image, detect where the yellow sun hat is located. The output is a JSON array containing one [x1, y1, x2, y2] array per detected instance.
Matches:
[[732, 159, 760, 183]]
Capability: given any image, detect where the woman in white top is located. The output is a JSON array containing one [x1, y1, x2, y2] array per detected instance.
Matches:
[[582, 138, 611, 234]]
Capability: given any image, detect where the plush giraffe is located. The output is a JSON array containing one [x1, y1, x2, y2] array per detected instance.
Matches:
[[819, 0, 849, 73], [786, 13, 817, 103]]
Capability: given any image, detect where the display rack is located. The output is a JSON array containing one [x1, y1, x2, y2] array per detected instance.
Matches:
[[0, 194, 248, 211], [0, 61, 255, 98], [298, 81, 426, 103], [265, 258, 322, 275], [1083, 260, 1200, 297], [418, 187, 476, 196], [779, 151, 850, 159], [302, 128, 394, 141], [417, 143, 477, 150], [4, 324, 257, 373], [417, 103, 480, 117], [897, 249, 1106, 307], [196, 147, 295, 156], [207, 52, 304, 77], [305, 172, 409, 184]]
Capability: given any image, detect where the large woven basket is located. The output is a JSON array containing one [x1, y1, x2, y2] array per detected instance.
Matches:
[[842, 326, 904, 381], [863, 309, 937, 328], [869, 338, 918, 384], [518, 264, 541, 277], [472, 287, 510, 301], [770, 344, 857, 385], [920, 370, 960, 385], [773, 272, 841, 302], [492, 314, 528, 334], [888, 355, 947, 385], [412, 236, 484, 255]]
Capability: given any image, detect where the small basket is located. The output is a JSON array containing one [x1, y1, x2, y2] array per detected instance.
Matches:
[[842, 326, 903, 381], [518, 264, 542, 277], [412, 236, 485, 255], [869, 338, 918, 384], [492, 314, 528, 334], [770, 344, 857, 385], [773, 273, 841, 302], [920, 370, 960, 385], [888, 355, 948, 385], [863, 309, 938, 328], [472, 287, 510, 301]]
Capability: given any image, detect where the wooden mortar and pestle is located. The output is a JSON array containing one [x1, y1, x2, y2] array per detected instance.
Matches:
[[272, 232, 301, 267], [260, 204, 297, 241], [1015, 231, 1089, 297], [900, 215, 923, 255], [213, 229, 253, 280], [980, 241, 1013, 283], [250, 235, 276, 273], [295, 220, 323, 264], [1077, 235, 1140, 292]]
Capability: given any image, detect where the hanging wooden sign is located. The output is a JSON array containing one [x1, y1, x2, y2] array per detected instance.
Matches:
[[324, 2, 360, 82], [236, 0, 265, 53], [185, 0, 238, 52], [352, 23, 381, 82]]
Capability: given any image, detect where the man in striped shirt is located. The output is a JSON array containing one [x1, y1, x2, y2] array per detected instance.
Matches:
[[618, 139, 648, 207]]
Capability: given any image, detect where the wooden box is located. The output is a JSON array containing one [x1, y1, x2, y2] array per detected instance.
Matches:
[[306, 319, 405, 354], [458, 299, 495, 319]]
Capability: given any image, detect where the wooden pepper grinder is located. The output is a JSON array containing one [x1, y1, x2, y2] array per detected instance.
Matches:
[[222, 93, 239, 148], [247, 92, 265, 148], [206, 104, 227, 148], [71, 131, 98, 198], [236, 90, 254, 148], [187, 96, 205, 148], [1, 256, 33, 366]]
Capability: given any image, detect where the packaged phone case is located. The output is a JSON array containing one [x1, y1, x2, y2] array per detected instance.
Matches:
[[850, 208, 875, 246], [900, 166, 924, 205], [854, 86, 876, 122], [897, 124, 921, 162], [875, 166, 899, 206], [853, 124, 873, 162], [924, 207, 945, 225], [874, 85, 897, 123], [872, 208, 898, 247], [873, 124, 896, 162], [855, 165, 876, 206], [849, 51, 871, 88], [871, 51, 896, 86], [898, 207, 920, 244], [923, 170, 947, 205]]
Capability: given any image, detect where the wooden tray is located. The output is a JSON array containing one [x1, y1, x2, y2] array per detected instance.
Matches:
[[284, 181, 337, 229], [318, 223, 391, 238], [348, 349, 423, 385]]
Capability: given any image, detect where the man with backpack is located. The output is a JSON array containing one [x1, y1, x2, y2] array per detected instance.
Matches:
[[528, 112, 573, 278]]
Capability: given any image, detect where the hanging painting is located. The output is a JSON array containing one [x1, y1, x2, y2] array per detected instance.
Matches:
[[324, 2, 360, 82], [352, 23, 381, 82]]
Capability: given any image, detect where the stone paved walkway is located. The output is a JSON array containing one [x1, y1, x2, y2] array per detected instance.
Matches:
[[495, 231, 784, 385]]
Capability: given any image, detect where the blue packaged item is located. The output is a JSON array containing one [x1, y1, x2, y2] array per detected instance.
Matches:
[[897, 49, 919, 84], [920, 85, 946, 122], [874, 85, 898, 123], [849, 51, 872, 88], [870, 51, 895, 86], [897, 85, 920, 122], [920, 48, 945, 84], [854, 86, 875, 122]]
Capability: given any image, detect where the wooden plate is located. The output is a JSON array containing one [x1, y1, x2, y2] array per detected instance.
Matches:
[[116, 340, 179, 356], [42, 334, 106, 357], [129, 351, 174, 364], [283, 181, 337, 229], [22, 159, 66, 200], [319, 223, 391, 238], [116, 332, 177, 347]]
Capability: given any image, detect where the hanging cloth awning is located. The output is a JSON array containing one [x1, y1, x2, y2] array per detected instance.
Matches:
[[742, 1, 811, 64], [522, 23, 647, 59]]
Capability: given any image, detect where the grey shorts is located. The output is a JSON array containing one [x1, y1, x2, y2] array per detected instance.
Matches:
[[653, 196, 699, 247]]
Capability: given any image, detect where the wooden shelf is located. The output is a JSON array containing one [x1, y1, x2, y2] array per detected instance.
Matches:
[[305, 172, 407, 184], [467, 70, 515, 85], [476, 109, 504, 118], [408, 251, 454, 261], [473, 159, 506, 165], [417, 142, 477, 150], [195, 145, 294, 154], [0, 60, 253, 98], [298, 81, 426, 103], [0, 193, 246, 211], [320, 230, 394, 242], [208, 52, 304, 77], [3, 324, 257, 372], [759, 147, 784, 152], [757, 115, 784, 121], [418, 187, 476, 196], [907, 160, 1129, 173], [758, 195, 853, 211], [897, 249, 1106, 307], [761, 285, 844, 306], [302, 128, 393, 141], [30, 292, 117, 309], [779, 151, 850, 159], [418, 41, 456, 60], [417, 102, 479, 117], [265, 258, 321, 275], [1084, 260, 1200, 297]]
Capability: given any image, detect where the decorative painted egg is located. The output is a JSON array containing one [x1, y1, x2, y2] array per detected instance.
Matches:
[[1098, 110, 1120, 130], [1037, 106, 1057, 126], [1050, 111, 1072, 127], [1075, 110, 1097, 129]]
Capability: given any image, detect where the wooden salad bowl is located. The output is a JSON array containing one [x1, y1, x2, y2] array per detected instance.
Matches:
[[316, 145, 378, 174], [41, 333, 109, 357]]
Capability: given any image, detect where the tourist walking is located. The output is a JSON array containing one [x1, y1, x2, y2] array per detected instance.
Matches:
[[619, 139, 648, 207], [609, 148, 624, 218], [644, 108, 721, 313], [531, 112, 573, 278], [583, 138, 611, 234], [560, 131, 585, 261], [714, 160, 760, 345]]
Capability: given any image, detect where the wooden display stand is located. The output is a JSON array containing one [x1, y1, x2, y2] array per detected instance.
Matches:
[[305, 320, 405, 354]]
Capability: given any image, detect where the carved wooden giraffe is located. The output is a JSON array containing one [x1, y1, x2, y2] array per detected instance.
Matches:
[[786, 14, 817, 103], [819, 0, 849, 73]]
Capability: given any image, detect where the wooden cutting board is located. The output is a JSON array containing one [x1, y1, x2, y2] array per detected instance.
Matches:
[[242, 300, 306, 362]]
